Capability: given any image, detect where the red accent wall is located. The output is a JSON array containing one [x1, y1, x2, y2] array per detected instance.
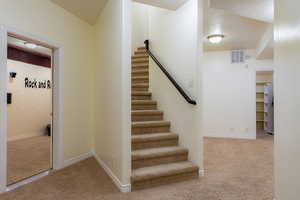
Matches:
[[7, 46, 51, 68]]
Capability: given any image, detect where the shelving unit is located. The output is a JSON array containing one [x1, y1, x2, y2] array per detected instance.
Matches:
[[256, 71, 273, 131], [264, 83, 274, 134]]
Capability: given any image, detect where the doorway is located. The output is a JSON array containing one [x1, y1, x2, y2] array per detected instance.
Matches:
[[6, 36, 53, 185], [256, 71, 274, 138], [0, 27, 64, 192]]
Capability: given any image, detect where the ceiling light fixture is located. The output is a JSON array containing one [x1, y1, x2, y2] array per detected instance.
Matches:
[[207, 34, 225, 44], [24, 42, 37, 49]]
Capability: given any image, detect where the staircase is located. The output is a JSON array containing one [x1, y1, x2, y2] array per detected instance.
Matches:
[[131, 47, 199, 190]]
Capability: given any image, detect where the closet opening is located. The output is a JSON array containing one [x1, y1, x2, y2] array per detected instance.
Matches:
[[256, 71, 274, 138]]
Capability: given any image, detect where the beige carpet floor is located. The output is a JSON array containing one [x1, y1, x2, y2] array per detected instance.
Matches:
[[7, 136, 51, 185], [1, 132, 273, 200]]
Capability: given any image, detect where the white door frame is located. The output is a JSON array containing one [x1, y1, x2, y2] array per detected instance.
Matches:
[[0, 25, 64, 192]]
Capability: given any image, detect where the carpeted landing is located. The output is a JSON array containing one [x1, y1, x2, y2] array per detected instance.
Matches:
[[7, 136, 51, 185], [1, 132, 273, 200]]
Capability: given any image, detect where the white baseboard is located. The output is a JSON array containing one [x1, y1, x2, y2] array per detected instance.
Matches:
[[204, 134, 256, 140], [62, 152, 94, 169], [6, 170, 51, 192], [93, 153, 131, 193]]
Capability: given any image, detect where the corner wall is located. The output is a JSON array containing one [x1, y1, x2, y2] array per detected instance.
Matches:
[[93, 0, 131, 187], [0, 0, 95, 162]]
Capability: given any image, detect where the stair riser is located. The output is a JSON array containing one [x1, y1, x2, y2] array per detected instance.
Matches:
[[132, 87, 149, 92], [132, 60, 149, 64], [132, 139, 178, 150], [132, 66, 148, 71], [135, 51, 147, 54], [132, 104, 157, 110], [132, 79, 149, 84], [132, 95, 151, 100], [132, 114, 163, 122], [133, 153, 188, 169], [132, 171, 198, 190], [132, 71, 149, 77], [132, 55, 148, 59], [132, 125, 170, 135]]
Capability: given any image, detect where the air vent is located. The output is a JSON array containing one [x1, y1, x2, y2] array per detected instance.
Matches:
[[231, 50, 245, 64]]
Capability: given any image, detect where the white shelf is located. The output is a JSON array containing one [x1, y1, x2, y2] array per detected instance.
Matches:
[[256, 81, 270, 85]]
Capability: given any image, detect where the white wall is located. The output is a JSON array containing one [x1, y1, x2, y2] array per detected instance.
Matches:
[[0, 0, 95, 161], [148, 0, 203, 168], [148, 0, 199, 98], [7, 60, 52, 141], [94, 0, 131, 186], [274, 0, 300, 199], [203, 50, 274, 139], [132, 2, 149, 53]]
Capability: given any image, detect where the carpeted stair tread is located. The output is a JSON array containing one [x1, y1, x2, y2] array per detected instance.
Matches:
[[132, 75, 149, 79], [132, 132, 178, 143], [132, 92, 152, 100], [132, 110, 162, 116], [135, 50, 147, 54], [132, 83, 149, 91], [132, 161, 199, 182], [132, 121, 170, 128], [132, 83, 149, 87], [132, 91, 151, 96], [132, 63, 148, 68], [132, 100, 157, 111], [132, 69, 148, 73], [132, 76, 149, 80], [132, 146, 188, 161], [132, 100, 156, 105], [132, 55, 148, 59], [132, 58, 149, 64]]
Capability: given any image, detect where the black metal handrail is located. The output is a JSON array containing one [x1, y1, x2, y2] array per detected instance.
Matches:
[[144, 40, 197, 105]]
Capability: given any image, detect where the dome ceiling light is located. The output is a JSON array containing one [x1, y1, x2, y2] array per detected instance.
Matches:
[[207, 34, 225, 44]]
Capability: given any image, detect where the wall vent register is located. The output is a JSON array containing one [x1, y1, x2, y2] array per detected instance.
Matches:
[[231, 50, 245, 64]]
